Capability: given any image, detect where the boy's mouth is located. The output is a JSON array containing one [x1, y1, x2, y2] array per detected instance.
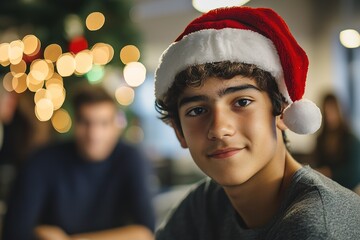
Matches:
[[207, 147, 244, 159]]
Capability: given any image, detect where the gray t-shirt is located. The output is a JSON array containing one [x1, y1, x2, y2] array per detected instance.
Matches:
[[156, 166, 360, 240]]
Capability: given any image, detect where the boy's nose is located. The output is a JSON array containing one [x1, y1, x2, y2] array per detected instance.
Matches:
[[207, 109, 236, 140]]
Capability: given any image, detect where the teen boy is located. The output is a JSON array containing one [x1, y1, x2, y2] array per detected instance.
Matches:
[[153, 7, 360, 239]]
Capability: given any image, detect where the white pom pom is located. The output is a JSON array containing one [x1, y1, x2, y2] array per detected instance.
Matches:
[[283, 99, 322, 134]]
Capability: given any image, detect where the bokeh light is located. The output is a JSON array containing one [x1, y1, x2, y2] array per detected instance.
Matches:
[[46, 73, 64, 88], [120, 45, 140, 64], [22, 34, 41, 56], [0, 43, 10, 65], [86, 12, 105, 31], [30, 59, 50, 82], [339, 29, 360, 48], [192, 0, 251, 13], [86, 65, 104, 84], [56, 53, 76, 77], [51, 108, 72, 133], [44, 44, 63, 62], [69, 36, 88, 54], [9, 40, 24, 65], [124, 125, 144, 144], [64, 14, 84, 39], [123, 62, 146, 87], [35, 98, 54, 121], [27, 73, 45, 92], [91, 43, 114, 65], [34, 88, 52, 104], [75, 50, 93, 74], [47, 84, 66, 110], [12, 73, 27, 93], [115, 86, 135, 106], [10, 60, 27, 77], [2, 72, 14, 92]]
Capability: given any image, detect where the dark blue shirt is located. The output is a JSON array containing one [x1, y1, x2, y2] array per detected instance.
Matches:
[[3, 140, 155, 239]]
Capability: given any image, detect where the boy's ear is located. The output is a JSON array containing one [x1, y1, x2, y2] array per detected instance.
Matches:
[[171, 121, 188, 148], [276, 113, 288, 131]]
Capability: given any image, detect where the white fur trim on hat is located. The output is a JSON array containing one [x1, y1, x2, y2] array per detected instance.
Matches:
[[154, 28, 291, 102], [283, 99, 322, 134]]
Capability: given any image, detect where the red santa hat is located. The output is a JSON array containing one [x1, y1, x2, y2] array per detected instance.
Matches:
[[154, 6, 321, 134]]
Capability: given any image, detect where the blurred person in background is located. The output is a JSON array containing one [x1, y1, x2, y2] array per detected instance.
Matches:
[[2, 84, 155, 240], [312, 92, 360, 192]]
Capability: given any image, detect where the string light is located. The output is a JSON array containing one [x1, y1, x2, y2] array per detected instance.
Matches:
[[192, 0, 251, 13], [86, 12, 105, 31], [26, 73, 45, 92], [0, 43, 10, 65], [86, 65, 104, 84], [35, 98, 54, 121], [12, 74, 28, 93], [120, 45, 140, 64], [115, 86, 135, 106], [91, 43, 114, 65], [123, 62, 146, 87], [34, 88, 52, 104], [2, 72, 14, 92], [56, 53, 76, 77], [10, 60, 27, 77], [23, 34, 41, 56], [339, 29, 360, 48], [75, 50, 93, 74], [0, 11, 145, 127], [9, 40, 24, 65], [44, 44, 63, 62]]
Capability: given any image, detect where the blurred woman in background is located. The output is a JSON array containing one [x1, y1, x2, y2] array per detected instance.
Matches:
[[313, 93, 360, 192]]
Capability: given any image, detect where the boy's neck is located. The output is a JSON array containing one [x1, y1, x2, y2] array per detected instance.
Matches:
[[223, 151, 302, 229]]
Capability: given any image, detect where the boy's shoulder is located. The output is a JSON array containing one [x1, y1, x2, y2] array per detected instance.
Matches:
[[271, 166, 360, 239]]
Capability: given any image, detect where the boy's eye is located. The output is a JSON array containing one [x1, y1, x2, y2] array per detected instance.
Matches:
[[235, 99, 252, 107], [186, 107, 206, 116]]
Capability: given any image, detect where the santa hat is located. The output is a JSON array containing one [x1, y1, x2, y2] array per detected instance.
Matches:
[[154, 6, 321, 134]]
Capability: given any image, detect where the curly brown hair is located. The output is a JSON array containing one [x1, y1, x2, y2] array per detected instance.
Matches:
[[155, 61, 286, 133]]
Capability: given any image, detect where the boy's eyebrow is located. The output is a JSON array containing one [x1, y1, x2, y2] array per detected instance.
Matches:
[[178, 84, 261, 108], [178, 95, 209, 108], [218, 84, 261, 97]]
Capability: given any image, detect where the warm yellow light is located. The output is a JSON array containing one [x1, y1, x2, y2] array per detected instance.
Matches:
[[91, 43, 114, 65], [56, 53, 76, 77], [115, 86, 135, 106], [120, 45, 140, 64], [26, 73, 44, 92], [47, 84, 66, 110], [35, 98, 54, 121], [86, 12, 105, 31], [0, 43, 10, 64], [192, 0, 251, 13], [75, 50, 93, 74], [9, 40, 24, 65], [10, 60, 27, 77], [46, 73, 64, 89], [34, 88, 52, 104], [23, 34, 41, 56], [44, 44, 63, 62], [12, 74, 28, 93], [339, 29, 360, 48], [30, 59, 50, 82], [51, 108, 72, 133], [2, 72, 14, 92], [123, 62, 146, 87]]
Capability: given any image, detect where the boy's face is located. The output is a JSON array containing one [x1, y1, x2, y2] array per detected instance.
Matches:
[[175, 75, 287, 187]]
